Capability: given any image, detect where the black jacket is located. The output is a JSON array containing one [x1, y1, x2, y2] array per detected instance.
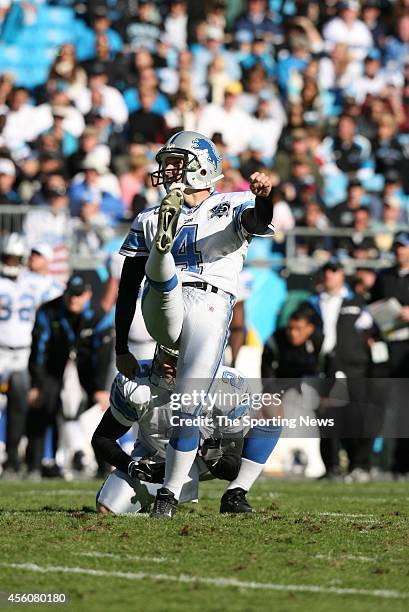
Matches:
[[309, 289, 370, 371], [371, 266, 409, 307], [29, 296, 113, 396], [261, 327, 323, 386]]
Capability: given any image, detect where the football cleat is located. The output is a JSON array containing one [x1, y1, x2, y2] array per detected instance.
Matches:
[[150, 487, 178, 518], [220, 487, 255, 514], [155, 189, 184, 254]]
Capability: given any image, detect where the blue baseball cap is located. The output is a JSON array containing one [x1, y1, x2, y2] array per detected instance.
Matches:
[[65, 275, 90, 297], [394, 232, 409, 247]]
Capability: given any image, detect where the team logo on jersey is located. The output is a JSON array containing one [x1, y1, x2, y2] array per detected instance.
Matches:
[[209, 201, 231, 219], [191, 138, 221, 172]]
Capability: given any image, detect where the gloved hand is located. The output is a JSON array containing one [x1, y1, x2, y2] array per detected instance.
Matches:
[[116, 352, 139, 379], [128, 459, 165, 484]]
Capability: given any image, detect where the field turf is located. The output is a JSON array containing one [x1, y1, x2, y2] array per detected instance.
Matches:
[[0, 478, 408, 612]]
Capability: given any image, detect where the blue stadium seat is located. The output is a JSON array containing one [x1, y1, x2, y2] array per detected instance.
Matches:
[[36, 6, 75, 27]]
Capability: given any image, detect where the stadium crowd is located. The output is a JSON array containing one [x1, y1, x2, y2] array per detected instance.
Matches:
[[0, 0, 409, 482]]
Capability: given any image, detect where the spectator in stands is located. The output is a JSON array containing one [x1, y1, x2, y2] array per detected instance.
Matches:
[[67, 126, 108, 177], [384, 14, 409, 72], [192, 24, 241, 93], [164, 0, 188, 52], [0, 158, 21, 205], [336, 206, 378, 260], [323, 0, 373, 63], [25, 181, 71, 282], [69, 157, 124, 224], [74, 191, 115, 257], [361, 0, 385, 48], [324, 113, 372, 177], [119, 153, 149, 213], [77, 5, 123, 62], [372, 196, 408, 234], [76, 66, 128, 128], [2, 87, 38, 151], [276, 32, 311, 99], [41, 106, 78, 157], [250, 92, 284, 160], [234, 0, 282, 45], [128, 89, 168, 144], [330, 178, 367, 227], [126, 0, 162, 53], [274, 128, 323, 187], [372, 112, 409, 185], [30, 173, 67, 207], [197, 81, 254, 155], [296, 200, 332, 257], [47, 44, 87, 103]]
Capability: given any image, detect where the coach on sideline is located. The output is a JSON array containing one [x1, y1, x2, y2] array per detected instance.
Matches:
[[25, 275, 113, 479]]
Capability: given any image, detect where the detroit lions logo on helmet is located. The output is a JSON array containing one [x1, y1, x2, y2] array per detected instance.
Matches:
[[191, 138, 221, 172]]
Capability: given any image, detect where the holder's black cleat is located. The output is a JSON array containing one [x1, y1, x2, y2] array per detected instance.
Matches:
[[220, 487, 255, 513]]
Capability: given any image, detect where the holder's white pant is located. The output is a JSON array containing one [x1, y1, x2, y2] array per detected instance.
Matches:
[[96, 458, 202, 514]]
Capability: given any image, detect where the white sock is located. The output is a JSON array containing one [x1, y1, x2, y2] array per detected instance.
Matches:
[[226, 458, 264, 492], [145, 248, 175, 283], [163, 445, 197, 500]]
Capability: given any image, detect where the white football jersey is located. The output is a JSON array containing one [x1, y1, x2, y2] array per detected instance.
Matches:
[[0, 274, 45, 349], [120, 191, 274, 298], [110, 363, 252, 458]]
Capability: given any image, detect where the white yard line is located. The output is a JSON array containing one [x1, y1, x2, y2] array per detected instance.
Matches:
[[319, 512, 376, 519], [1, 563, 408, 600], [79, 552, 168, 564], [14, 490, 96, 496], [315, 554, 376, 563]]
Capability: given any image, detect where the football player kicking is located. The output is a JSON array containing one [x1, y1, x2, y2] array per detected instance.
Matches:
[[115, 131, 276, 517], [92, 345, 281, 514]]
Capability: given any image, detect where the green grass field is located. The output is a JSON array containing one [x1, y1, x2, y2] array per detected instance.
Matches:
[[0, 478, 408, 612]]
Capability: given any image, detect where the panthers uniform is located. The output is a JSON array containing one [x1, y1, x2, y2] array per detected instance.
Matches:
[[97, 362, 253, 513]]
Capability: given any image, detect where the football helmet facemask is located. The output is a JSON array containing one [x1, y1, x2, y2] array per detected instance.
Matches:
[[149, 344, 179, 390]]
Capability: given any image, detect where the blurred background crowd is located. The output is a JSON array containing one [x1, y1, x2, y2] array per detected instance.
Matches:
[[0, 0, 409, 483]]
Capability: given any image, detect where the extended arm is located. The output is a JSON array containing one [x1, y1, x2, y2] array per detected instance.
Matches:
[[115, 255, 147, 377], [241, 172, 274, 235], [91, 408, 133, 473]]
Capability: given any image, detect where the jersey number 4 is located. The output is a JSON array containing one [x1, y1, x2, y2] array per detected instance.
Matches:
[[171, 225, 203, 274]]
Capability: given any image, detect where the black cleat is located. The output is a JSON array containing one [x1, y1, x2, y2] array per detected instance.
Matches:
[[220, 487, 255, 513], [151, 487, 178, 518]]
